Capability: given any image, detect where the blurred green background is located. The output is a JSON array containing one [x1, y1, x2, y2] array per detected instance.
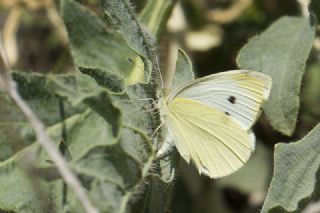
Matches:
[[0, 0, 319, 212]]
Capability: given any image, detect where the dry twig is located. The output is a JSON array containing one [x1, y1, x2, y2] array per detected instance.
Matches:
[[296, 0, 310, 18], [3, 7, 22, 67], [207, 0, 252, 24], [1, 0, 68, 46]]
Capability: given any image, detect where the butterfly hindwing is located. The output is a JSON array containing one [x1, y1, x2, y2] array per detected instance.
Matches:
[[166, 98, 255, 178], [168, 70, 272, 130]]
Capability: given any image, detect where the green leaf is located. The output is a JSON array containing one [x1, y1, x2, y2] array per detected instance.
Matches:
[[100, 0, 156, 85], [261, 124, 320, 213], [142, 150, 179, 213], [71, 126, 153, 212], [0, 121, 33, 161], [61, 0, 148, 92], [237, 16, 316, 136], [140, 0, 176, 40], [143, 174, 174, 213], [0, 93, 32, 160], [84, 92, 121, 138], [11, 70, 155, 138], [0, 70, 156, 212], [172, 49, 195, 91], [10, 71, 153, 161], [13, 71, 101, 106], [46, 109, 119, 162], [101, 0, 151, 57], [1, 1, 161, 211], [0, 76, 88, 161], [41, 109, 152, 212], [0, 159, 51, 213]]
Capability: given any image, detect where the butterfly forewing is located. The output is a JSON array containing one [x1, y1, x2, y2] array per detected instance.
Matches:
[[168, 70, 272, 130], [166, 98, 255, 178]]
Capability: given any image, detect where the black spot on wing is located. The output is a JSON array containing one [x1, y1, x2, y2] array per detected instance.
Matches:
[[228, 96, 236, 104], [225, 112, 230, 116]]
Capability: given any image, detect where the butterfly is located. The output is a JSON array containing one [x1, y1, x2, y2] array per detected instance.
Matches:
[[158, 69, 272, 178]]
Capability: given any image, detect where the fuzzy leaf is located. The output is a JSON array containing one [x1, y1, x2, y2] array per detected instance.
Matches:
[[237, 16, 316, 136], [39, 105, 152, 212], [11, 71, 155, 138], [140, 0, 176, 40], [0, 70, 156, 212], [0, 93, 32, 160], [172, 49, 195, 91], [143, 174, 175, 213], [261, 124, 320, 213], [61, 0, 148, 92], [13, 72, 103, 106], [71, 126, 153, 212], [101, 0, 151, 57], [0, 76, 87, 161], [0, 158, 52, 213], [100, 0, 154, 81]]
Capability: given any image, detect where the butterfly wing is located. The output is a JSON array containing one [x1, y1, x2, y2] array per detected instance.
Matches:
[[168, 70, 272, 130], [165, 98, 255, 178]]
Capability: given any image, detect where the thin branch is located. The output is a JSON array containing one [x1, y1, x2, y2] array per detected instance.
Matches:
[[3, 7, 22, 67], [1, 0, 68, 46], [46, 4, 69, 46], [0, 37, 99, 213], [0, 35, 9, 71], [207, 0, 252, 24], [296, 0, 310, 18]]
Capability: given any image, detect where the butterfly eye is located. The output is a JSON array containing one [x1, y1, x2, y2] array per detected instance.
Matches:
[[228, 96, 236, 104]]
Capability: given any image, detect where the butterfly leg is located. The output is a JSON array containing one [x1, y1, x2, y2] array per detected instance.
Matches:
[[138, 98, 157, 104], [151, 120, 164, 137], [138, 98, 159, 114]]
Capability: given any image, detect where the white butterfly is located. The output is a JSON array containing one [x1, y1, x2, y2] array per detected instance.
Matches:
[[158, 69, 272, 178]]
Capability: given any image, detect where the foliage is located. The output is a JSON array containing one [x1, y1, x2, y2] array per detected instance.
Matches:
[[0, 0, 319, 213], [261, 124, 320, 213], [237, 16, 316, 136]]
